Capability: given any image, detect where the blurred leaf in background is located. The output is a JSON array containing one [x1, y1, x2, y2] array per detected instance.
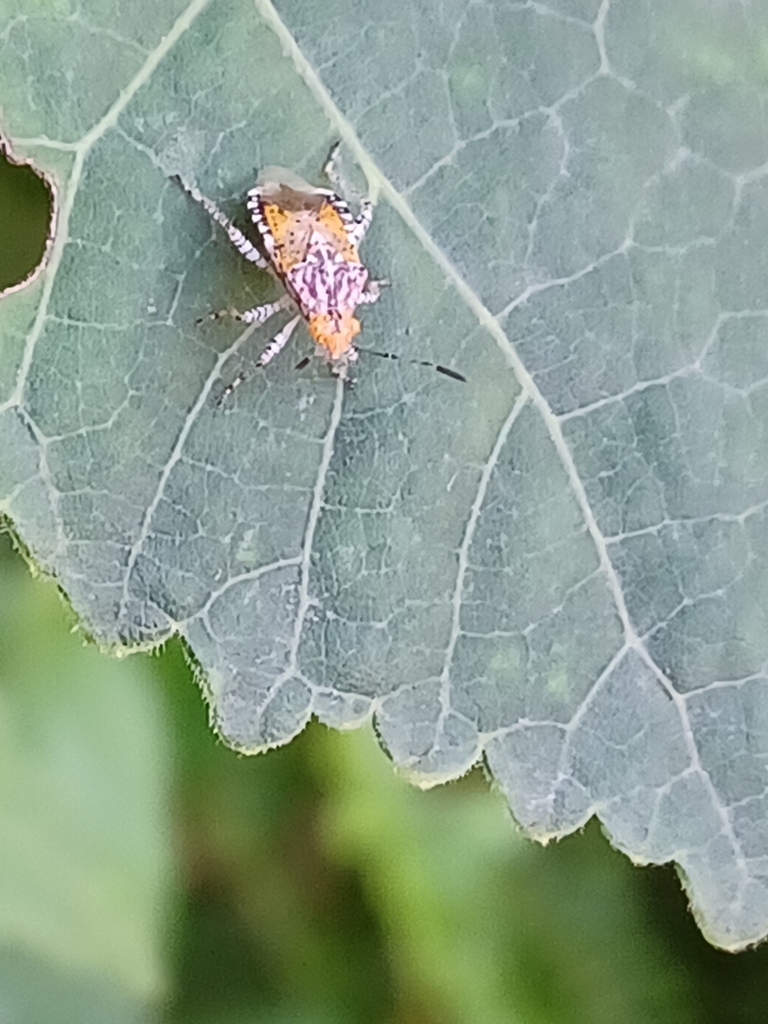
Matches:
[[315, 729, 697, 1024], [0, 532, 172, 1023]]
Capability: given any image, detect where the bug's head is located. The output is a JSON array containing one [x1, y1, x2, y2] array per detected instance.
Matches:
[[308, 310, 361, 361]]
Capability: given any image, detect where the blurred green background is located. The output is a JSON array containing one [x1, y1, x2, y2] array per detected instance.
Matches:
[[2, 151, 768, 1024]]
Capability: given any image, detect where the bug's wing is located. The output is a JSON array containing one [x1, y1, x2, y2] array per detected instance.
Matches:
[[247, 185, 324, 276], [316, 200, 361, 263], [251, 199, 293, 274]]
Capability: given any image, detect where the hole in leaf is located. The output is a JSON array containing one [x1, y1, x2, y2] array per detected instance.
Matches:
[[0, 143, 54, 294]]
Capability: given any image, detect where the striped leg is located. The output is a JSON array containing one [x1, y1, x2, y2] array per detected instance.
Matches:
[[323, 141, 343, 186], [201, 293, 294, 325], [237, 294, 294, 324], [174, 176, 268, 268], [323, 143, 374, 246], [349, 201, 373, 246], [198, 294, 294, 326], [216, 315, 302, 407]]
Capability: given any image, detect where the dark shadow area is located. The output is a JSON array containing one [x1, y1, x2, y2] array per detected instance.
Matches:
[[0, 143, 53, 292], [638, 855, 768, 1024]]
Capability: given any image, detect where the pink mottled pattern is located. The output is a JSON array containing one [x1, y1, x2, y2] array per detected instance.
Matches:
[[286, 236, 369, 317]]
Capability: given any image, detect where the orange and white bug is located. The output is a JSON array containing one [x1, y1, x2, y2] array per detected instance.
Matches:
[[175, 146, 383, 402]]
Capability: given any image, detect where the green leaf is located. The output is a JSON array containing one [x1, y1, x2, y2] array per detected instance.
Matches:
[[1, 0, 768, 950], [315, 727, 699, 1024], [0, 536, 172, 1018]]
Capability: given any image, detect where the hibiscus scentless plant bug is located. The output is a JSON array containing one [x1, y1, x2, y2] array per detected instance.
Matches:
[[175, 145, 465, 402], [175, 145, 380, 401]]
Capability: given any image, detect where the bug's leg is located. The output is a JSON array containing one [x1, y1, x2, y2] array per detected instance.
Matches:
[[216, 314, 302, 407], [348, 200, 373, 247], [323, 141, 343, 187], [358, 279, 390, 305], [198, 293, 294, 326], [235, 293, 294, 324], [255, 314, 301, 366], [173, 175, 268, 268], [323, 144, 374, 246]]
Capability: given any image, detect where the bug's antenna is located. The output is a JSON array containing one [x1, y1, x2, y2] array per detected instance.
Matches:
[[361, 349, 467, 383]]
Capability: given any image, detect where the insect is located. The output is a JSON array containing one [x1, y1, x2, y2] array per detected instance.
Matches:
[[175, 146, 385, 401], [175, 146, 465, 402]]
